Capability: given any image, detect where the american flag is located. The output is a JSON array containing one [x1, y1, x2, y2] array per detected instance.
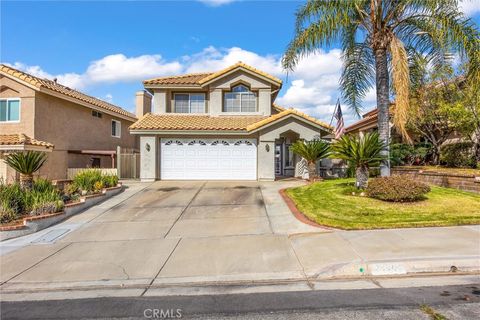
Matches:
[[334, 100, 344, 139]]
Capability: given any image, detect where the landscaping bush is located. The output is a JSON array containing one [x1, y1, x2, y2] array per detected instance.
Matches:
[[0, 182, 26, 223], [0, 178, 64, 223], [102, 174, 119, 188], [72, 169, 103, 193], [72, 169, 119, 194], [390, 143, 431, 166], [440, 142, 476, 168], [366, 176, 431, 202]]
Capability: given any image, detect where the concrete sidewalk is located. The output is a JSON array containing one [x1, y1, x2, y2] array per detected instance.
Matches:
[[0, 180, 479, 301]]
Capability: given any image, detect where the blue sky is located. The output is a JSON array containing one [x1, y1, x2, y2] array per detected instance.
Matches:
[[2, 0, 479, 125]]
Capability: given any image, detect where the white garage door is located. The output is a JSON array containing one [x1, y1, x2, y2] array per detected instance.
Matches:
[[160, 138, 257, 180]]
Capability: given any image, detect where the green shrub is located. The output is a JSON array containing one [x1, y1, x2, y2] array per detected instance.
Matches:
[[366, 176, 431, 202], [102, 174, 118, 188], [0, 183, 25, 223], [390, 143, 431, 166], [440, 142, 476, 168], [72, 169, 103, 193], [24, 188, 63, 216], [32, 178, 56, 193], [0, 179, 64, 222]]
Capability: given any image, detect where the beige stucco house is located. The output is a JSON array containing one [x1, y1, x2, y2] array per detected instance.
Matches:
[[130, 62, 332, 181], [0, 64, 138, 182]]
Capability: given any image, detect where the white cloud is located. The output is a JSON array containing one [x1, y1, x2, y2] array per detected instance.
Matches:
[[104, 93, 113, 103], [197, 0, 238, 7], [85, 54, 182, 83], [184, 46, 282, 76], [459, 0, 480, 17], [8, 46, 374, 124], [8, 54, 183, 90]]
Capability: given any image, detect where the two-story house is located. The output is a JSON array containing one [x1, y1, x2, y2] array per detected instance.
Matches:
[[0, 64, 138, 182], [130, 62, 332, 181]]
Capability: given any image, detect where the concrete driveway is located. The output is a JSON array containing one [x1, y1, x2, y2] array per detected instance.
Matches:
[[1, 180, 479, 298]]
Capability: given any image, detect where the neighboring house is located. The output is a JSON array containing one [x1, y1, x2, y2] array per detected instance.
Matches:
[[130, 62, 332, 181], [344, 108, 384, 135], [0, 64, 138, 182]]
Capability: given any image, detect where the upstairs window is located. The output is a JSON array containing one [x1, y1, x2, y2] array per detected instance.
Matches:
[[174, 93, 205, 113], [223, 85, 256, 112], [0, 99, 20, 122], [92, 110, 102, 118], [111, 120, 121, 138]]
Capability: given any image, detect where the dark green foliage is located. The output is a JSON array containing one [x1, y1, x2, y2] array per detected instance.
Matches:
[[440, 142, 476, 168], [367, 176, 431, 202], [390, 143, 431, 166]]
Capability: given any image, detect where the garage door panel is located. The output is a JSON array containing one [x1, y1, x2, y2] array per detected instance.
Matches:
[[161, 138, 257, 180]]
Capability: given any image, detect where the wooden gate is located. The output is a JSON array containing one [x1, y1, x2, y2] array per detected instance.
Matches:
[[117, 147, 140, 179]]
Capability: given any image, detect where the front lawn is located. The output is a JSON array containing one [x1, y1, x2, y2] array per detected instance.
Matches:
[[285, 179, 480, 230]]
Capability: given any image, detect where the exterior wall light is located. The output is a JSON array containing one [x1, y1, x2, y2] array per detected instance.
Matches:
[[265, 144, 270, 152], [145, 143, 151, 152]]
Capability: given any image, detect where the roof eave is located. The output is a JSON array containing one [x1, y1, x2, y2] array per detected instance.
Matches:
[[0, 145, 53, 152], [198, 67, 282, 88], [247, 114, 332, 134], [129, 129, 250, 135], [40, 87, 137, 122]]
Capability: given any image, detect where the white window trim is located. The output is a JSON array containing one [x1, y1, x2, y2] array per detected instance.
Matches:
[[173, 93, 206, 113], [111, 120, 121, 138], [223, 86, 257, 113], [0, 98, 21, 123]]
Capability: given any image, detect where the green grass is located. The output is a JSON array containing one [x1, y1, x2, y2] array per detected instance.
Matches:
[[285, 179, 480, 230]]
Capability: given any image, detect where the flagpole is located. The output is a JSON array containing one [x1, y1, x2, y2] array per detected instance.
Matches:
[[329, 98, 340, 127]]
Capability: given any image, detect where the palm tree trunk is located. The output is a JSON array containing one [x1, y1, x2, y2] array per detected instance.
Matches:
[[308, 162, 317, 181], [356, 166, 369, 189], [19, 174, 33, 190], [374, 47, 391, 176]]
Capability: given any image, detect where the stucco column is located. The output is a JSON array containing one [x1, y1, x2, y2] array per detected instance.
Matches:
[[209, 89, 222, 115], [258, 89, 271, 115], [153, 91, 167, 114], [140, 136, 157, 181], [258, 140, 275, 181]]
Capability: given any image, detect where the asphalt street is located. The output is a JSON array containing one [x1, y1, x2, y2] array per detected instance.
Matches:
[[1, 284, 480, 319]]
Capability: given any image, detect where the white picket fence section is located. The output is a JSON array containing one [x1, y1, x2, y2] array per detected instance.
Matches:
[[67, 168, 118, 180]]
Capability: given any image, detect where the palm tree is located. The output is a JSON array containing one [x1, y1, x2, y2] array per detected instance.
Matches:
[[332, 132, 385, 188], [5, 151, 47, 190], [290, 139, 330, 180], [283, 0, 480, 176]]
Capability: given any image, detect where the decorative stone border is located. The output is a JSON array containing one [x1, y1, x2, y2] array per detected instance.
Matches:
[[279, 188, 335, 230], [0, 185, 124, 241]]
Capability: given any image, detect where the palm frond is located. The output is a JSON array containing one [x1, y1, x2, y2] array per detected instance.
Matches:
[[290, 139, 331, 164], [340, 41, 375, 116], [331, 132, 386, 167], [390, 35, 412, 143], [4, 151, 47, 175]]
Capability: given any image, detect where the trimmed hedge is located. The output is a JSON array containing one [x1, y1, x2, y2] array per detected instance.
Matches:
[[366, 175, 431, 202]]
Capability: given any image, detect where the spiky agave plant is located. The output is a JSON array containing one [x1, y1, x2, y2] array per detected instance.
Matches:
[[290, 139, 330, 181], [332, 132, 385, 189], [283, 0, 480, 176], [5, 151, 47, 190]]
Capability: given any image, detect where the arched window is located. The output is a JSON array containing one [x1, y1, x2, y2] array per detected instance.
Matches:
[[223, 85, 257, 112]]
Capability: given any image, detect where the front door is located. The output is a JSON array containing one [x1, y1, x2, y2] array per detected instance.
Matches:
[[275, 144, 282, 176]]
